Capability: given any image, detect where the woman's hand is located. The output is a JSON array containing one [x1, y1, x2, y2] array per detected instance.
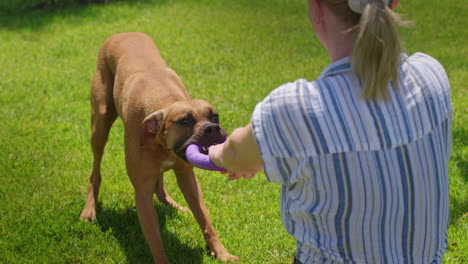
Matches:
[[208, 123, 263, 180], [207, 143, 227, 169], [209, 143, 255, 180]]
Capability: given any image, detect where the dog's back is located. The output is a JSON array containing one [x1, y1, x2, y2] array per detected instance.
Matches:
[[98, 32, 167, 78], [93, 32, 189, 122]]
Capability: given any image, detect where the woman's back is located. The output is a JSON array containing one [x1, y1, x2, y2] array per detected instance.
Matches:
[[251, 52, 452, 263]]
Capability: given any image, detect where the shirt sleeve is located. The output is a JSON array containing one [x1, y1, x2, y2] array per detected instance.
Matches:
[[251, 84, 294, 184]]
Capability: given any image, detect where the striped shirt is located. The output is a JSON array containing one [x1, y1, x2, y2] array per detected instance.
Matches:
[[251, 53, 452, 264]]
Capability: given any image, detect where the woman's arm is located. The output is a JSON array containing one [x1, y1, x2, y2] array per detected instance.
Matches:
[[208, 123, 263, 179]]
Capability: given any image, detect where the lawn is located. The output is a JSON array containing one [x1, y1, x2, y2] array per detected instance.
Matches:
[[0, 0, 466, 263]]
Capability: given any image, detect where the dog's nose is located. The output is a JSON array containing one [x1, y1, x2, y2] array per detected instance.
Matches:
[[203, 124, 221, 136]]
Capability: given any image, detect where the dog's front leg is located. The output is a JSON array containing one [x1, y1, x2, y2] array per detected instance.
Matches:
[[135, 188, 170, 264], [126, 141, 170, 264], [174, 167, 238, 263]]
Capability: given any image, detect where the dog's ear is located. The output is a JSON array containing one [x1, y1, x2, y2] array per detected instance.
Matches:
[[140, 109, 168, 146]]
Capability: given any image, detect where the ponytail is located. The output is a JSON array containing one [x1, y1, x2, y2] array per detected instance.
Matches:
[[352, 1, 404, 100], [321, 0, 406, 101]]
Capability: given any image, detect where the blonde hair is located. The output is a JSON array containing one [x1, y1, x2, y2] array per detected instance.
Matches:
[[322, 0, 406, 100]]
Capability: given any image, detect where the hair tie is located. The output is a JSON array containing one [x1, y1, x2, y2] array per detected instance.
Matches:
[[348, 0, 390, 14]]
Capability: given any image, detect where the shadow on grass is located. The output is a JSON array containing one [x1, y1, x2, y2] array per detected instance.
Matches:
[[0, 0, 169, 30], [452, 126, 467, 182], [96, 202, 205, 264]]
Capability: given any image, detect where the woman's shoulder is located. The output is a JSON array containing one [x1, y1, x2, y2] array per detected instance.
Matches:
[[407, 52, 442, 65], [405, 52, 449, 82], [266, 79, 323, 101]]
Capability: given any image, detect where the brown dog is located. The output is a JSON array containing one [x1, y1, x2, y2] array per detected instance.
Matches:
[[79, 32, 238, 263]]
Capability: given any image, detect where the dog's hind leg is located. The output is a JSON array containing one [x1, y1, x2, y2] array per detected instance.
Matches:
[[80, 66, 117, 222], [154, 174, 189, 212]]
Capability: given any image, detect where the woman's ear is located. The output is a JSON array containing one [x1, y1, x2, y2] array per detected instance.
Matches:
[[308, 0, 324, 25]]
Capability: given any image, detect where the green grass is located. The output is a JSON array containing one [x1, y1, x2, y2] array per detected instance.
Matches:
[[0, 0, 466, 263]]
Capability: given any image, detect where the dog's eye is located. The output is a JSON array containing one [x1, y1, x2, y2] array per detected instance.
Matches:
[[210, 114, 219, 124], [178, 117, 195, 126]]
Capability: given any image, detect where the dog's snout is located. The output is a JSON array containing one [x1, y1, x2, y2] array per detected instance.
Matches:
[[204, 124, 221, 136]]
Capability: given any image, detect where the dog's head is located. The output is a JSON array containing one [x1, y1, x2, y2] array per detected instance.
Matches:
[[140, 99, 226, 161]]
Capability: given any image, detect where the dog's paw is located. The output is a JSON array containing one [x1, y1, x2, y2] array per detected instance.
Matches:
[[211, 248, 239, 263], [218, 253, 239, 263], [79, 207, 96, 222]]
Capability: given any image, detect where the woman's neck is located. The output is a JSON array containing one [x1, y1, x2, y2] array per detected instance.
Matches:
[[321, 5, 356, 62], [326, 31, 355, 62]]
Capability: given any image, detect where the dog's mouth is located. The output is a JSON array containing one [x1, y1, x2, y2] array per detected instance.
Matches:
[[173, 122, 227, 162], [174, 135, 225, 162], [174, 140, 195, 161]]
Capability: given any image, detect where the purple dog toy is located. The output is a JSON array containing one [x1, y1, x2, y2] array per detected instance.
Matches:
[[185, 144, 226, 171]]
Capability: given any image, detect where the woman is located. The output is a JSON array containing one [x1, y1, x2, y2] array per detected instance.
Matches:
[[209, 0, 452, 263]]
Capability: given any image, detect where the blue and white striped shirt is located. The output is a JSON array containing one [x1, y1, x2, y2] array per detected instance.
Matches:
[[251, 53, 452, 264]]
